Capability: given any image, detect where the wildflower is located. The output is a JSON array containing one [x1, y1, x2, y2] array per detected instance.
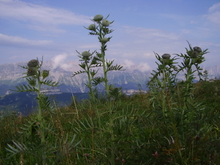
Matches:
[[190, 51, 199, 58], [162, 54, 172, 65], [82, 51, 91, 57], [152, 151, 159, 158], [162, 53, 171, 59], [193, 46, 202, 53], [81, 51, 92, 61], [93, 14, 103, 22], [115, 158, 120, 161], [83, 153, 90, 156], [100, 37, 109, 43], [88, 24, 96, 31], [27, 67, 37, 76], [102, 19, 110, 26], [168, 158, 173, 162], [122, 159, 126, 163], [27, 59, 39, 67], [42, 70, 49, 79]]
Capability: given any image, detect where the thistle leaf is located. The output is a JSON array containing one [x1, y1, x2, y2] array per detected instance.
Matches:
[[107, 64, 123, 71], [72, 70, 86, 77], [41, 79, 59, 87], [92, 77, 106, 86], [14, 84, 37, 92]]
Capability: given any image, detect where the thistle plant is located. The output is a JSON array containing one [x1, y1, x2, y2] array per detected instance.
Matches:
[[148, 53, 178, 116], [175, 42, 208, 105], [15, 58, 58, 143], [148, 43, 208, 116], [73, 50, 99, 101], [174, 43, 208, 142], [85, 14, 123, 96], [8, 58, 59, 164]]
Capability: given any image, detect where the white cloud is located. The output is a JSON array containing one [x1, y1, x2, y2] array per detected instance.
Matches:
[[51, 53, 80, 71], [207, 2, 220, 26], [0, 33, 52, 47], [122, 59, 151, 72], [123, 59, 135, 68], [209, 2, 220, 12], [138, 62, 151, 72], [52, 53, 68, 69], [0, 0, 91, 32]]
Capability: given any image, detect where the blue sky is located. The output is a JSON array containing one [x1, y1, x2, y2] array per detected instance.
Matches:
[[0, 0, 220, 71]]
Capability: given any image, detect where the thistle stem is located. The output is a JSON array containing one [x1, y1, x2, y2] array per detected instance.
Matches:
[[85, 62, 95, 100], [101, 43, 109, 96], [37, 77, 45, 144]]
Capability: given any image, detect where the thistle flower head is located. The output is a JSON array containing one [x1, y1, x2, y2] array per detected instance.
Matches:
[[190, 51, 199, 58], [82, 51, 91, 57], [27, 67, 37, 76], [102, 19, 110, 26], [193, 46, 202, 53], [27, 59, 39, 68], [162, 53, 171, 59], [81, 51, 92, 61], [88, 24, 96, 31], [93, 14, 103, 22], [42, 70, 49, 79], [100, 38, 109, 43]]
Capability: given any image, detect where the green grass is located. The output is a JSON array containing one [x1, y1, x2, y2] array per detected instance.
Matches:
[[0, 80, 220, 165]]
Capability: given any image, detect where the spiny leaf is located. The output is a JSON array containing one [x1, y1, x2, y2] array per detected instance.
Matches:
[[79, 63, 86, 69], [106, 60, 114, 68], [89, 32, 97, 35], [41, 79, 59, 87], [90, 69, 99, 77], [72, 70, 86, 77], [14, 84, 37, 92], [37, 94, 51, 110], [19, 65, 29, 69], [92, 77, 106, 86], [107, 64, 123, 71], [91, 63, 102, 67]]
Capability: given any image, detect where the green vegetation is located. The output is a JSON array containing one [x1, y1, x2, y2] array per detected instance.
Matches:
[[0, 15, 220, 164]]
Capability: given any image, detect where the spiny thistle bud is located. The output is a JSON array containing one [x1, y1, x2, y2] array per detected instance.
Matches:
[[27, 67, 37, 76], [162, 53, 171, 59], [93, 14, 103, 22], [100, 38, 109, 43], [27, 59, 39, 68], [82, 51, 91, 57], [193, 46, 202, 53], [190, 51, 198, 58], [102, 20, 110, 26], [88, 24, 96, 31], [42, 70, 49, 79]]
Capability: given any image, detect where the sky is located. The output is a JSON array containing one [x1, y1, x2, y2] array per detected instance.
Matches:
[[0, 0, 220, 71]]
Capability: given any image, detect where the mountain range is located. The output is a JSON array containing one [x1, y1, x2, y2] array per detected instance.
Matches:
[[1, 61, 220, 96], [0, 60, 151, 96]]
